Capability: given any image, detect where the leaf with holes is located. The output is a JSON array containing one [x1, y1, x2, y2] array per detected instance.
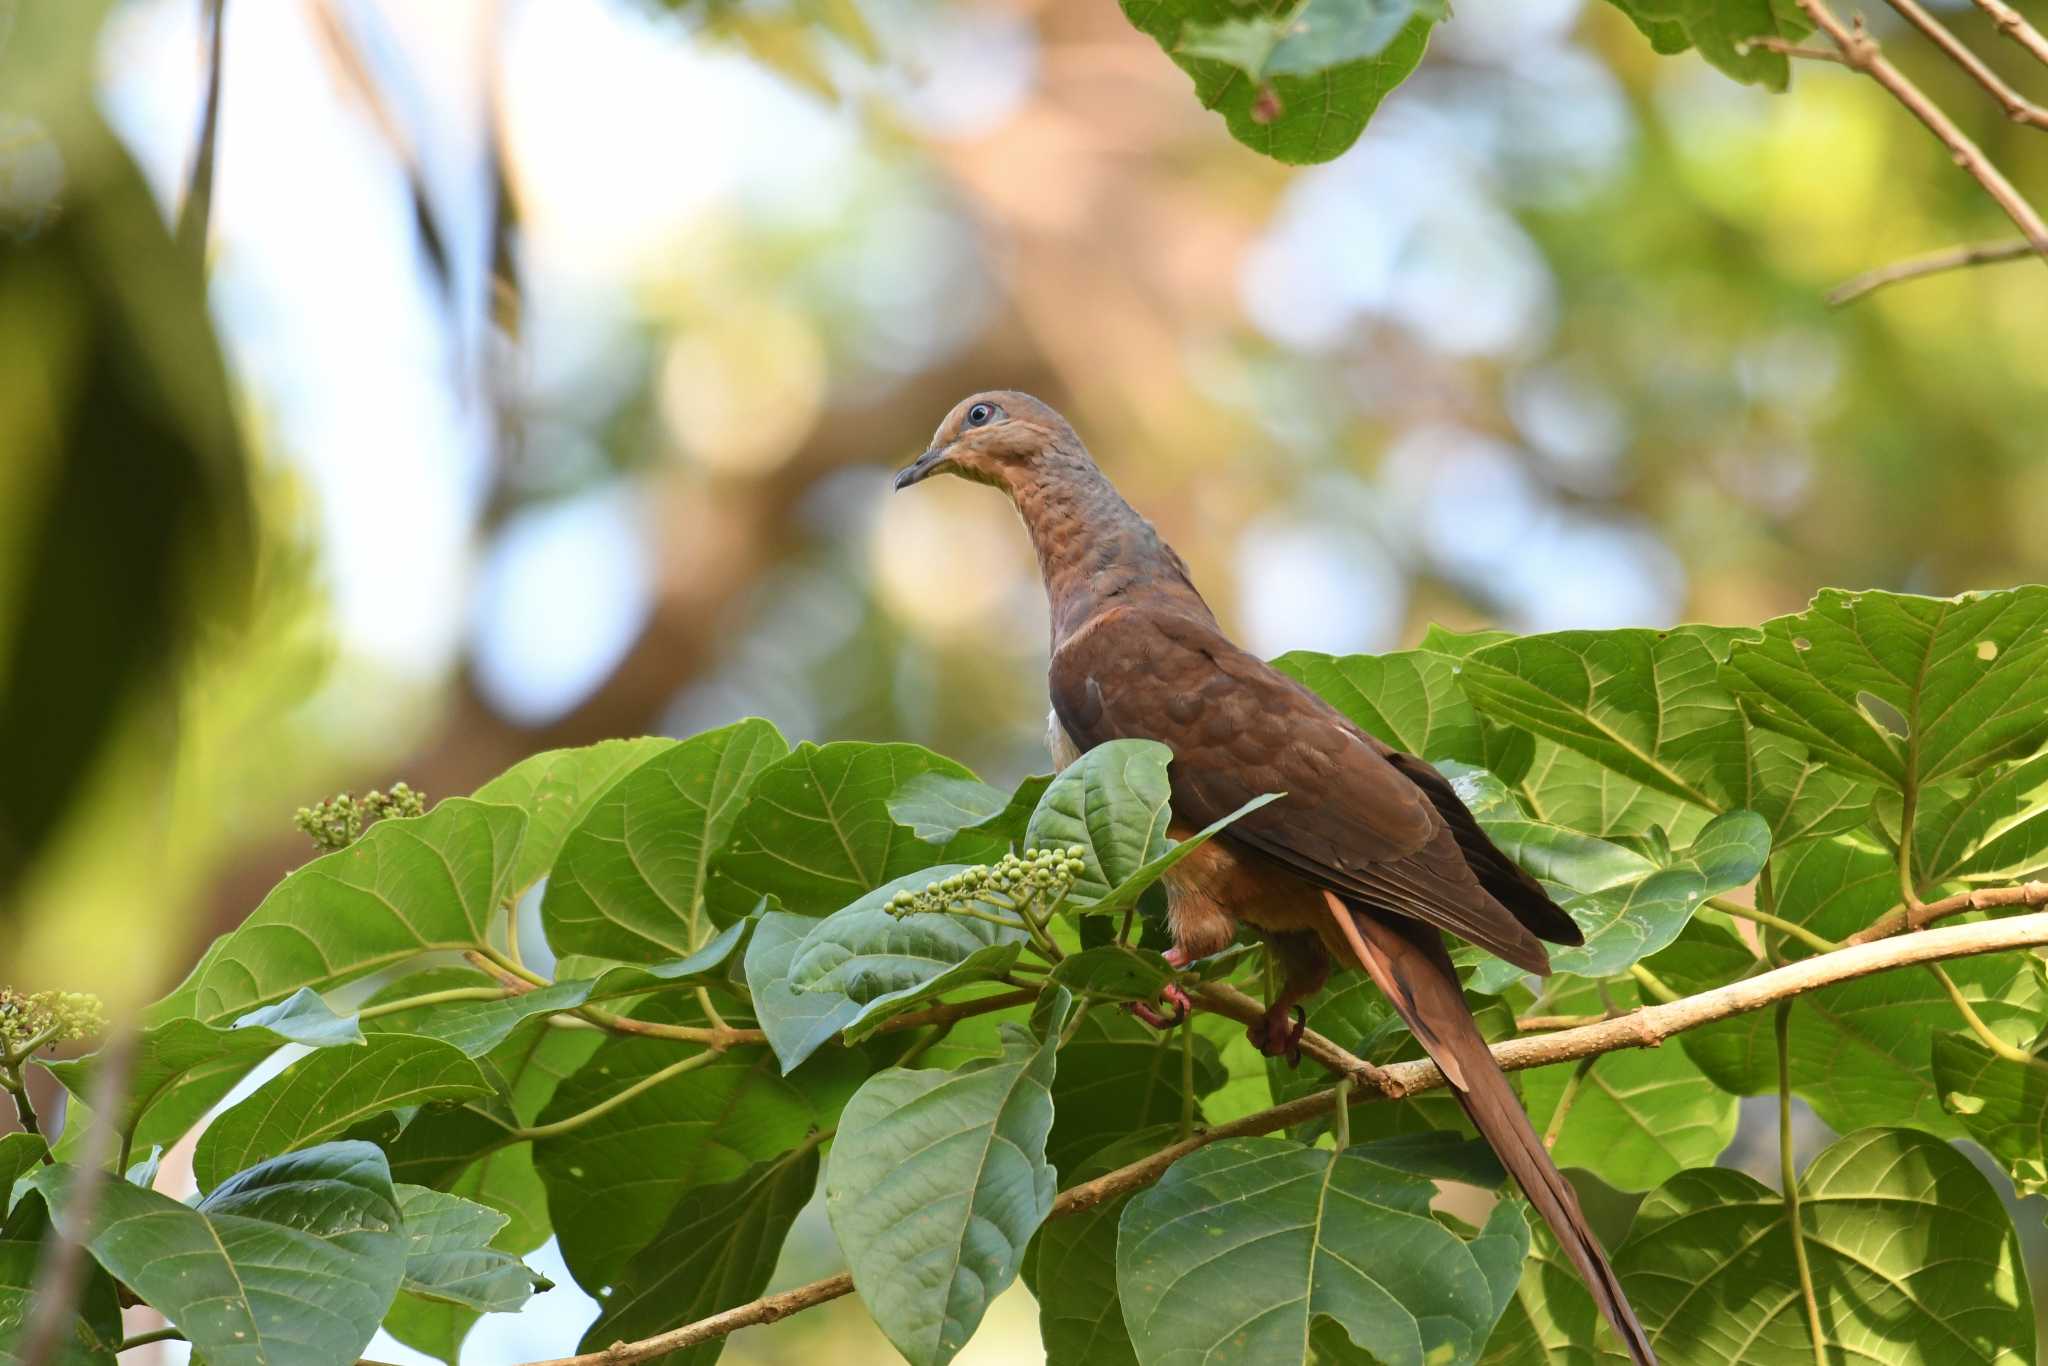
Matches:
[[1116, 1133, 1525, 1366], [473, 736, 676, 897], [576, 1148, 818, 1362], [1607, 1128, 2032, 1362], [706, 740, 1004, 922], [1723, 587, 2048, 796], [32, 1143, 409, 1366], [194, 1032, 492, 1190], [826, 989, 1072, 1366], [543, 718, 788, 960]]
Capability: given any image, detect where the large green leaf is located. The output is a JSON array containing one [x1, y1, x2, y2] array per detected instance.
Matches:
[[705, 740, 1001, 922], [1512, 741, 1707, 844], [472, 736, 676, 897], [194, 1031, 492, 1191], [1116, 1133, 1525, 1366], [576, 1147, 818, 1361], [1275, 647, 1523, 776], [746, 907, 867, 1072], [155, 798, 527, 1025], [1025, 739, 1175, 904], [391, 1184, 546, 1313], [365, 975, 598, 1059], [1084, 794, 1284, 917], [1047, 944, 1176, 1003], [534, 1009, 858, 1289], [1517, 979, 1737, 1192], [1933, 1030, 2048, 1198], [1461, 626, 1754, 817], [1028, 1129, 1172, 1366], [1119, 0, 1434, 164], [1916, 746, 2048, 888], [32, 1142, 408, 1366], [784, 866, 1029, 1038], [825, 989, 1072, 1366], [1448, 765, 1769, 990], [0, 1195, 122, 1366], [46, 988, 364, 1161], [1724, 587, 2048, 796], [1606, 1128, 2032, 1362], [1478, 1221, 1607, 1366], [891, 771, 1054, 846], [1047, 1009, 1224, 1175], [543, 718, 787, 960]]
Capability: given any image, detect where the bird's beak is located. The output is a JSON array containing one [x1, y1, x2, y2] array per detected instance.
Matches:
[[892, 447, 948, 491]]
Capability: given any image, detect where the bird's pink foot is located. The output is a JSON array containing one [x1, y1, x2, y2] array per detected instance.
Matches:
[[1126, 981, 1191, 1031], [1247, 1004, 1307, 1068]]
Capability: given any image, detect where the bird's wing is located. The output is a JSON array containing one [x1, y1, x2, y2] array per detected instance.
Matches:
[[1050, 606, 1555, 973]]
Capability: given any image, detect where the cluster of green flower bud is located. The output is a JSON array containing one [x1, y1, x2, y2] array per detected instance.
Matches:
[[886, 846, 1089, 918], [294, 781, 426, 851], [0, 988, 107, 1054]]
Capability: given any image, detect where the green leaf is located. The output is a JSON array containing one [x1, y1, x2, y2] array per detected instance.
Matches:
[[1933, 1030, 2048, 1198], [368, 977, 597, 1059], [1518, 979, 1737, 1192], [194, 1031, 491, 1191], [1608, 1128, 2032, 1361], [46, 989, 364, 1161], [1047, 1009, 1224, 1175], [1120, 0, 1433, 163], [0, 1196, 122, 1366], [472, 736, 676, 897], [785, 867, 1029, 1038], [1725, 587, 2048, 795], [576, 1147, 819, 1361], [1025, 739, 1175, 903], [891, 770, 1055, 846], [1179, 0, 1430, 81], [1735, 718, 1877, 850], [1048, 944, 1175, 1002], [534, 1013, 858, 1289], [1116, 1134, 1526, 1366], [542, 718, 788, 960], [1600, 0, 1807, 89], [746, 906, 866, 1072], [706, 740, 1002, 922], [1916, 746, 2048, 888], [1447, 765, 1770, 990], [32, 1142, 409, 1366], [825, 988, 1073, 1366], [1478, 1221, 1607, 1366], [392, 1184, 546, 1312], [1029, 1128, 1171, 1366], [1462, 626, 1755, 817], [0, 1134, 44, 1209], [1084, 793, 1285, 917], [1276, 647, 1502, 770], [1512, 741, 1707, 844], [153, 798, 527, 1026]]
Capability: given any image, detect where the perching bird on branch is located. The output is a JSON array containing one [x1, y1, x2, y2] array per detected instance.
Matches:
[[892, 390, 1656, 1365]]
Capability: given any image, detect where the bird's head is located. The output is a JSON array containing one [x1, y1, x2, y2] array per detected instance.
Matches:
[[891, 390, 1083, 496]]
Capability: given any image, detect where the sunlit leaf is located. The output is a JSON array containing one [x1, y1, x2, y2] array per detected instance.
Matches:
[[1933, 1030, 2048, 1198], [472, 736, 675, 897]]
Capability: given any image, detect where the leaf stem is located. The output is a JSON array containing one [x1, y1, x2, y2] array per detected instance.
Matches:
[[1541, 1055, 1597, 1151], [1778, 1001, 1829, 1365], [481, 945, 551, 988], [1926, 962, 2043, 1066], [119, 1326, 187, 1350], [510, 1049, 720, 1142], [1179, 1015, 1196, 1141], [693, 987, 732, 1034], [1707, 897, 1841, 956], [1627, 963, 1682, 1004], [357, 986, 518, 1021]]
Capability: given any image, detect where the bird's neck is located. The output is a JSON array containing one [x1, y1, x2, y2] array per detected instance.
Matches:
[[1008, 458, 1214, 648]]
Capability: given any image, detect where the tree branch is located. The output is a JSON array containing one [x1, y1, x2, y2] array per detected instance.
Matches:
[[1796, 0, 2048, 256], [1973, 0, 2048, 68], [515, 907, 2048, 1365], [1842, 878, 2048, 945], [1826, 237, 2040, 303], [1883, 0, 2048, 128]]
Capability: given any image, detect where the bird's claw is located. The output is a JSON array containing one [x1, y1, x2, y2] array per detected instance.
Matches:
[[1248, 1004, 1307, 1068], [1126, 982, 1192, 1031]]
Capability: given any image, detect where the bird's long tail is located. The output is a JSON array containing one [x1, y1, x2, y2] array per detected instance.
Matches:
[[1328, 892, 1657, 1366]]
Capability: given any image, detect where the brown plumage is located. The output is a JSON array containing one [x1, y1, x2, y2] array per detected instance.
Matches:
[[895, 390, 1656, 1365]]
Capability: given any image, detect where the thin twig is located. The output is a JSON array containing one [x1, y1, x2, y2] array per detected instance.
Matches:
[[491, 907, 2048, 1365], [1708, 896, 1840, 956], [1884, 0, 2048, 127], [1778, 1002, 1828, 1365], [1843, 878, 2048, 945], [1747, 36, 1853, 64], [1974, 0, 2048, 67], [1797, 0, 2048, 255], [1827, 237, 2039, 302]]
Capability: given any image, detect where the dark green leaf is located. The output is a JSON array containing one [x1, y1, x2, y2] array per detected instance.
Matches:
[[0, 1194, 122, 1366], [577, 1147, 818, 1361], [1048, 945, 1175, 1002], [0, 1134, 44, 1208], [1048, 1008, 1224, 1175], [1029, 1128, 1172, 1366], [194, 1031, 492, 1191], [1120, 0, 1433, 164], [1025, 739, 1175, 904], [1608, 1128, 2032, 1362], [825, 989, 1072, 1366], [472, 736, 676, 897], [1116, 1134, 1527, 1366], [706, 740, 1002, 922], [32, 1142, 408, 1366], [543, 718, 788, 960], [891, 770, 1054, 845], [392, 1183, 546, 1312]]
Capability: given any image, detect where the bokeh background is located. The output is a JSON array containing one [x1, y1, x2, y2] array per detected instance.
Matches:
[[4, 0, 2046, 1358]]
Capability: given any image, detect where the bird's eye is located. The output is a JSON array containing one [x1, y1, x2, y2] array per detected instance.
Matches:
[[965, 402, 997, 428]]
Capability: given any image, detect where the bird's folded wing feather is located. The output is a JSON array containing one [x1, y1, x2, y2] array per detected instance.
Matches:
[[1050, 606, 1551, 972]]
